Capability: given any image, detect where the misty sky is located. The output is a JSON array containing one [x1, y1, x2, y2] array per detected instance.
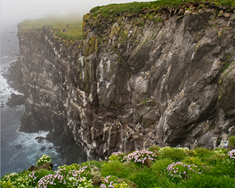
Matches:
[[1, 0, 155, 25]]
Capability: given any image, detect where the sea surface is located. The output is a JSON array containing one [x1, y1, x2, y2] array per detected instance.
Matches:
[[0, 23, 65, 177]]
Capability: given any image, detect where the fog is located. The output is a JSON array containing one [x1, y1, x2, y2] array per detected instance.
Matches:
[[1, 0, 156, 26]]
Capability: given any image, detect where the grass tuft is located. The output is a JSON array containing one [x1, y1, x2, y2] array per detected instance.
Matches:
[[101, 161, 130, 178]]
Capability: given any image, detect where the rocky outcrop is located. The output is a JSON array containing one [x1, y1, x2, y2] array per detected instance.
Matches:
[[18, 2, 235, 160], [6, 93, 26, 107]]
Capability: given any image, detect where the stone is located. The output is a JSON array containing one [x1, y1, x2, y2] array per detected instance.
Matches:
[[218, 61, 235, 117], [142, 109, 160, 128], [15, 144, 22, 149], [228, 126, 235, 138], [28, 163, 53, 171], [40, 147, 46, 152], [6, 93, 25, 107], [110, 23, 121, 38], [218, 10, 224, 17], [90, 165, 102, 186], [178, 9, 185, 15], [184, 10, 192, 15], [224, 13, 231, 18], [35, 137, 46, 143]]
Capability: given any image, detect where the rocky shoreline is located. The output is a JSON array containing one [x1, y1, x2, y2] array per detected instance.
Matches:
[[2, 59, 26, 107], [2, 59, 25, 94], [2, 59, 87, 165]]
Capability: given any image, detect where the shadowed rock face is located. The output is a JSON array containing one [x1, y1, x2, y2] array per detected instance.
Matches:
[[18, 3, 235, 160]]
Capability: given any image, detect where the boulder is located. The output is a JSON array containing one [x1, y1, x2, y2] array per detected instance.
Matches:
[[6, 93, 25, 107], [28, 163, 53, 171]]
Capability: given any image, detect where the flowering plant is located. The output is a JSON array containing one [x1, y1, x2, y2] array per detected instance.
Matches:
[[66, 177, 93, 188], [167, 162, 202, 179], [113, 182, 129, 188], [58, 166, 92, 186], [37, 173, 65, 187], [1, 171, 37, 187], [59, 163, 80, 170], [228, 149, 235, 161], [109, 152, 126, 162], [213, 148, 227, 156], [100, 175, 129, 188], [122, 150, 157, 164], [36, 154, 52, 166], [64, 166, 92, 180], [57, 164, 80, 176], [37, 166, 93, 188], [100, 175, 119, 188]]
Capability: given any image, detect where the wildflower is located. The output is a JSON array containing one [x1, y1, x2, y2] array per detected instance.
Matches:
[[228, 149, 235, 160], [167, 162, 202, 179]]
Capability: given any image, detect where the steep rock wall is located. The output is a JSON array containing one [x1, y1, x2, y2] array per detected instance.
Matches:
[[18, 28, 83, 148], [18, 2, 235, 160]]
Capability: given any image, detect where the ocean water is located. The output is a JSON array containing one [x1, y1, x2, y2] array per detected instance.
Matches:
[[0, 23, 65, 177]]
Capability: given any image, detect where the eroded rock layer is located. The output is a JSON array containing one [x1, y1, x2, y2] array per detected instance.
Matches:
[[18, 3, 235, 160]]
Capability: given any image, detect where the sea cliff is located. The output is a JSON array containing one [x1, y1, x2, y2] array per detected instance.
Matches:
[[18, 1, 235, 160]]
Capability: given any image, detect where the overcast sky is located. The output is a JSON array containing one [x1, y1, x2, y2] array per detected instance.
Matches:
[[1, 0, 155, 25]]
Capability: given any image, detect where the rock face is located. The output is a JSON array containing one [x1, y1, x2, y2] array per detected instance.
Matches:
[[18, 3, 235, 160]]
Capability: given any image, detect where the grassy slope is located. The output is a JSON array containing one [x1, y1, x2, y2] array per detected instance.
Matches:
[[19, 16, 83, 41]]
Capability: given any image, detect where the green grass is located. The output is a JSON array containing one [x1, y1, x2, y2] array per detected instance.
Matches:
[[158, 147, 188, 161], [101, 161, 130, 178], [34, 169, 54, 182], [151, 158, 173, 175], [194, 147, 214, 158], [129, 167, 159, 188], [177, 174, 235, 188], [19, 15, 83, 41], [90, 0, 235, 19]]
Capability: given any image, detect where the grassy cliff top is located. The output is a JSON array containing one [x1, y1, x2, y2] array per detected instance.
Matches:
[[18, 16, 83, 41], [90, 0, 235, 18], [18, 0, 235, 41]]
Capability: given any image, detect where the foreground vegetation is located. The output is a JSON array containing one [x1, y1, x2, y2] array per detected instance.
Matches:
[[19, 15, 83, 41], [1, 143, 235, 187]]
